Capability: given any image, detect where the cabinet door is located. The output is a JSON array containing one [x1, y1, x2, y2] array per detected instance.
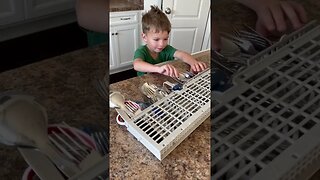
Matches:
[[109, 31, 116, 71], [111, 24, 139, 70], [201, 10, 210, 50], [162, 0, 210, 53], [0, 0, 24, 26], [24, 0, 75, 18]]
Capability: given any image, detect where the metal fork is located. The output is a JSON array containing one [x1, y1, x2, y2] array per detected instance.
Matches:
[[91, 131, 108, 156], [94, 74, 108, 103], [220, 32, 258, 55], [212, 50, 247, 74], [48, 122, 105, 172], [141, 83, 166, 103], [124, 100, 141, 115], [232, 25, 272, 51]]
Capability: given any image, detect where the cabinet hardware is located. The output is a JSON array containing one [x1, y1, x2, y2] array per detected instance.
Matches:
[[165, 7, 172, 14], [120, 17, 131, 20]]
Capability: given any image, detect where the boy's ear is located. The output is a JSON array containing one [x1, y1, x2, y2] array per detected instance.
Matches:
[[141, 33, 147, 42]]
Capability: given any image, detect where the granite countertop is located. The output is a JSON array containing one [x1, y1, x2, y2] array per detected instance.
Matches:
[[109, 50, 210, 179], [0, 44, 107, 179], [110, 0, 143, 12], [214, 0, 320, 179]]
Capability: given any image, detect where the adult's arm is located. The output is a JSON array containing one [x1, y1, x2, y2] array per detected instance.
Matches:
[[75, 0, 108, 33]]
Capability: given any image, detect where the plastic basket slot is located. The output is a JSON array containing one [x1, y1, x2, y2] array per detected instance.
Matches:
[[292, 41, 313, 55], [302, 120, 317, 130], [303, 92, 320, 113], [280, 107, 294, 119], [293, 90, 318, 109], [228, 96, 244, 106], [289, 129, 304, 140], [282, 86, 308, 104], [239, 128, 269, 151], [301, 44, 320, 59], [228, 124, 260, 145], [244, 68, 269, 84], [214, 143, 230, 157], [250, 134, 280, 158], [217, 117, 248, 139], [213, 110, 239, 131], [310, 50, 320, 63], [287, 61, 311, 79], [226, 157, 252, 179], [230, 122, 259, 146], [212, 150, 240, 176], [261, 140, 291, 164]]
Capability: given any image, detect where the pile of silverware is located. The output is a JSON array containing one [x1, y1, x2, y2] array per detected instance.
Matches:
[[212, 25, 274, 92]]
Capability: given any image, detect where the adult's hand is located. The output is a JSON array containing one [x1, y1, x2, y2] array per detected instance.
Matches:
[[237, 0, 307, 36]]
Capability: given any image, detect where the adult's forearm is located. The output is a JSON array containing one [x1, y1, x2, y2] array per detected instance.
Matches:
[[75, 0, 108, 33]]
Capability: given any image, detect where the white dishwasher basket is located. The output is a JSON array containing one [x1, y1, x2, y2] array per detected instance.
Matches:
[[121, 68, 210, 160], [212, 20, 320, 180]]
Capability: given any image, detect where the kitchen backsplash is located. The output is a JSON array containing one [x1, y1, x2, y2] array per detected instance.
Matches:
[[110, 0, 144, 12], [128, 0, 143, 5]]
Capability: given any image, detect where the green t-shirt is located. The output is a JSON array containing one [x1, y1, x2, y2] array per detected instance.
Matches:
[[133, 45, 177, 76]]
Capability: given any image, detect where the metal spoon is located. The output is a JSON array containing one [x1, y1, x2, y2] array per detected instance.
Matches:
[[109, 91, 133, 117], [0, 94, 80, 177]]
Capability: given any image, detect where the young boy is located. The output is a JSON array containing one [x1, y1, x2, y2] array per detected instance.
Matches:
[[133, 6, 207, 78]]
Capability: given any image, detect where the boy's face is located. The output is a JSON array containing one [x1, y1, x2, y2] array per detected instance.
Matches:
[[142, 29, 169, 53]]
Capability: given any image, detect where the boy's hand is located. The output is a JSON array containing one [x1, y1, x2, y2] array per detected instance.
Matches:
[[158, 64, 179, 78], [246, 0, 308, 36], [190, 61, 207, 74]]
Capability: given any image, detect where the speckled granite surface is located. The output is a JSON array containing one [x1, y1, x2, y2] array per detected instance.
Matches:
[[109, 50, 211, 179], [110, 0, 143, 12], [213, 1, 320, 179], [0, 44, 107, 179]]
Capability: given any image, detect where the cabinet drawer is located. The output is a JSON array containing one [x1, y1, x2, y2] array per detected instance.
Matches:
[[110, 11, 139, 26]]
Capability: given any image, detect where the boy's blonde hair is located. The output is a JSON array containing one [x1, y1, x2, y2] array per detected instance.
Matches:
[[142, 6, 171, 34]]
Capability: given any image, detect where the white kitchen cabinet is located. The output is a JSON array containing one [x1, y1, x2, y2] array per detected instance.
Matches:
[[0, 0, 24, 26], [0, 0, 76, 42], [201, 9, 211, 50], [110, 11, 140, 74], [24, 0, 75, 18]]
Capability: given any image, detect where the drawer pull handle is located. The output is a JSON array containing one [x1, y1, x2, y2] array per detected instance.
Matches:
[[120, 17, 131, 20]]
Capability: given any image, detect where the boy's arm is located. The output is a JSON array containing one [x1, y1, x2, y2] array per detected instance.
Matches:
[[174, 50, 208, 73], [133, 58, 179, 77], [235, 0, 307, 36], [133, 58, 161, 73]]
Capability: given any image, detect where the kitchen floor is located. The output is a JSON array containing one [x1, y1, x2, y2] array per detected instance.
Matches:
[[0, 22, 88, 73]]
